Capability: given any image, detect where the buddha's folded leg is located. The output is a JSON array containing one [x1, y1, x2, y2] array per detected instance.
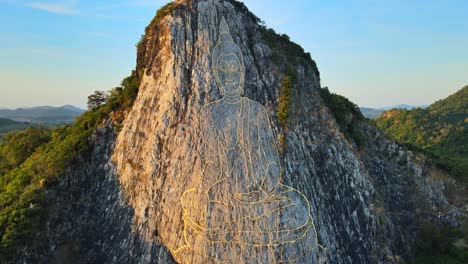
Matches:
[[273, 226, 327, 264], [178, 186, 325, 262], [178, 227, 324, 264], [211, 185, 314, 246]]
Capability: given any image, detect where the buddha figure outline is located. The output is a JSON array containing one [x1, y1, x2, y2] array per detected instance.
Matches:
[[172, 17, 326, 263]]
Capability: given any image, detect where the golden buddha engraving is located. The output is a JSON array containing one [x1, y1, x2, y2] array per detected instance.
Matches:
[[172, 17, 326, 263]]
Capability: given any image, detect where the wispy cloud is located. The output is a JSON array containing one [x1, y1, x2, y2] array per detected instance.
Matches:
[[25, 1, 78, 15]]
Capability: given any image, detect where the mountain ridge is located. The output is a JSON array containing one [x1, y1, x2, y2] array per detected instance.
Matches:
[[0, 105, 85, 124], [360, 104, 429, 118]]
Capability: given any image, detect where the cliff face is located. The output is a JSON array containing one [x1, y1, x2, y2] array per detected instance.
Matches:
[[28, 0, 462, 263]]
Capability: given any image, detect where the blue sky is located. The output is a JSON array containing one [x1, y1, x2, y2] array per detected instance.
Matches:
[[0, 0, 467, 109]]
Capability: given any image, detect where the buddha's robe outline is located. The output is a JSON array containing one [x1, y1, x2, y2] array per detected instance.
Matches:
[[173, 97, 324, 263]]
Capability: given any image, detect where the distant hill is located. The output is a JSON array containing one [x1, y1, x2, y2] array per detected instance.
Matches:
[[360, 107, 386, 118], [61, 104, 85, 113], [361, 104, 429, 118], [0, 118, 31, 136], [375, 86, 468, 180], [0, 105, 85, 124]]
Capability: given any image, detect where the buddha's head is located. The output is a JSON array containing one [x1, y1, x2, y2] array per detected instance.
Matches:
[[212, 17, 245, 95]]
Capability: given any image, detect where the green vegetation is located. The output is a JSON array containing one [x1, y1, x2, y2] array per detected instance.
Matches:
[[375, 86, 468, 182], [0, 118, 32, 134], [137, 2, 179, 60], [411, 223, 468, 264], [154, 2, 177, 22], [276, 72, 296, 153], [319, 87, 366, 147], [87, 90, 107, 110], [0, 128, 51, 174], [374, 86, 468, 262], [145, 1, 178, 34], [259, 25, 319, 78], [277, 76, 293, 129], [0, 73, 140, 261]]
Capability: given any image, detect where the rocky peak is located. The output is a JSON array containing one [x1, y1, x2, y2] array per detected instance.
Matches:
[[24, 1, 462, 263]]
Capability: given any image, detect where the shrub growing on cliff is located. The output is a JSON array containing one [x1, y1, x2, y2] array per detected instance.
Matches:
[[277, 76, 293, 129], [276, 74, 296, 154], [87, 90, 107, 110], [102, 71, 140, 114], [319, 87, 365, 147], [121, 73, 140, 109], [144, 1, 178, 34], [259, 25, 319, 77]]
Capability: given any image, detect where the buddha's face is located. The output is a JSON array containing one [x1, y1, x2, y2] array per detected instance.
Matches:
[[213, 53, 244, 94]]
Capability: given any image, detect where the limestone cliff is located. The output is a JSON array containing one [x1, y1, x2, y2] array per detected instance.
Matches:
[[22, 0, 462, 263]]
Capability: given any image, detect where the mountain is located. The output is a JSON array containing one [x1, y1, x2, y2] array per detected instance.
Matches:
[[360, 104, 429, 118], [61, 104, 85, 113], [0, 1, 464, 263], [0, 117, 31, 135], [378, 104, 429, 110], [386, 104, 427, 110], [375, 86, 468, 180], [0, 105, 84, 124]]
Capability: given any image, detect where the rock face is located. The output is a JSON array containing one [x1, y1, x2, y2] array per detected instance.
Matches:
[[28, 0, 461, 263]]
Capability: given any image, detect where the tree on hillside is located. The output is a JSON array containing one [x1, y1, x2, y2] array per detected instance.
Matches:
[[87, 91, 107, 110]]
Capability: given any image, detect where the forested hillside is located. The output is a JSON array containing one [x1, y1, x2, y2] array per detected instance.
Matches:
[[375, 86, 468, 181], [0, 74, 139, 261], [0, 118, 31, 135]]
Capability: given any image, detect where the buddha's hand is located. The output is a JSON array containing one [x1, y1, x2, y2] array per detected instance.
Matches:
[[233, 190, 269, 203]]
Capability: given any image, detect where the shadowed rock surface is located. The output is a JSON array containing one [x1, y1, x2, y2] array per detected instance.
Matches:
[[20, 0, 462, 263]]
